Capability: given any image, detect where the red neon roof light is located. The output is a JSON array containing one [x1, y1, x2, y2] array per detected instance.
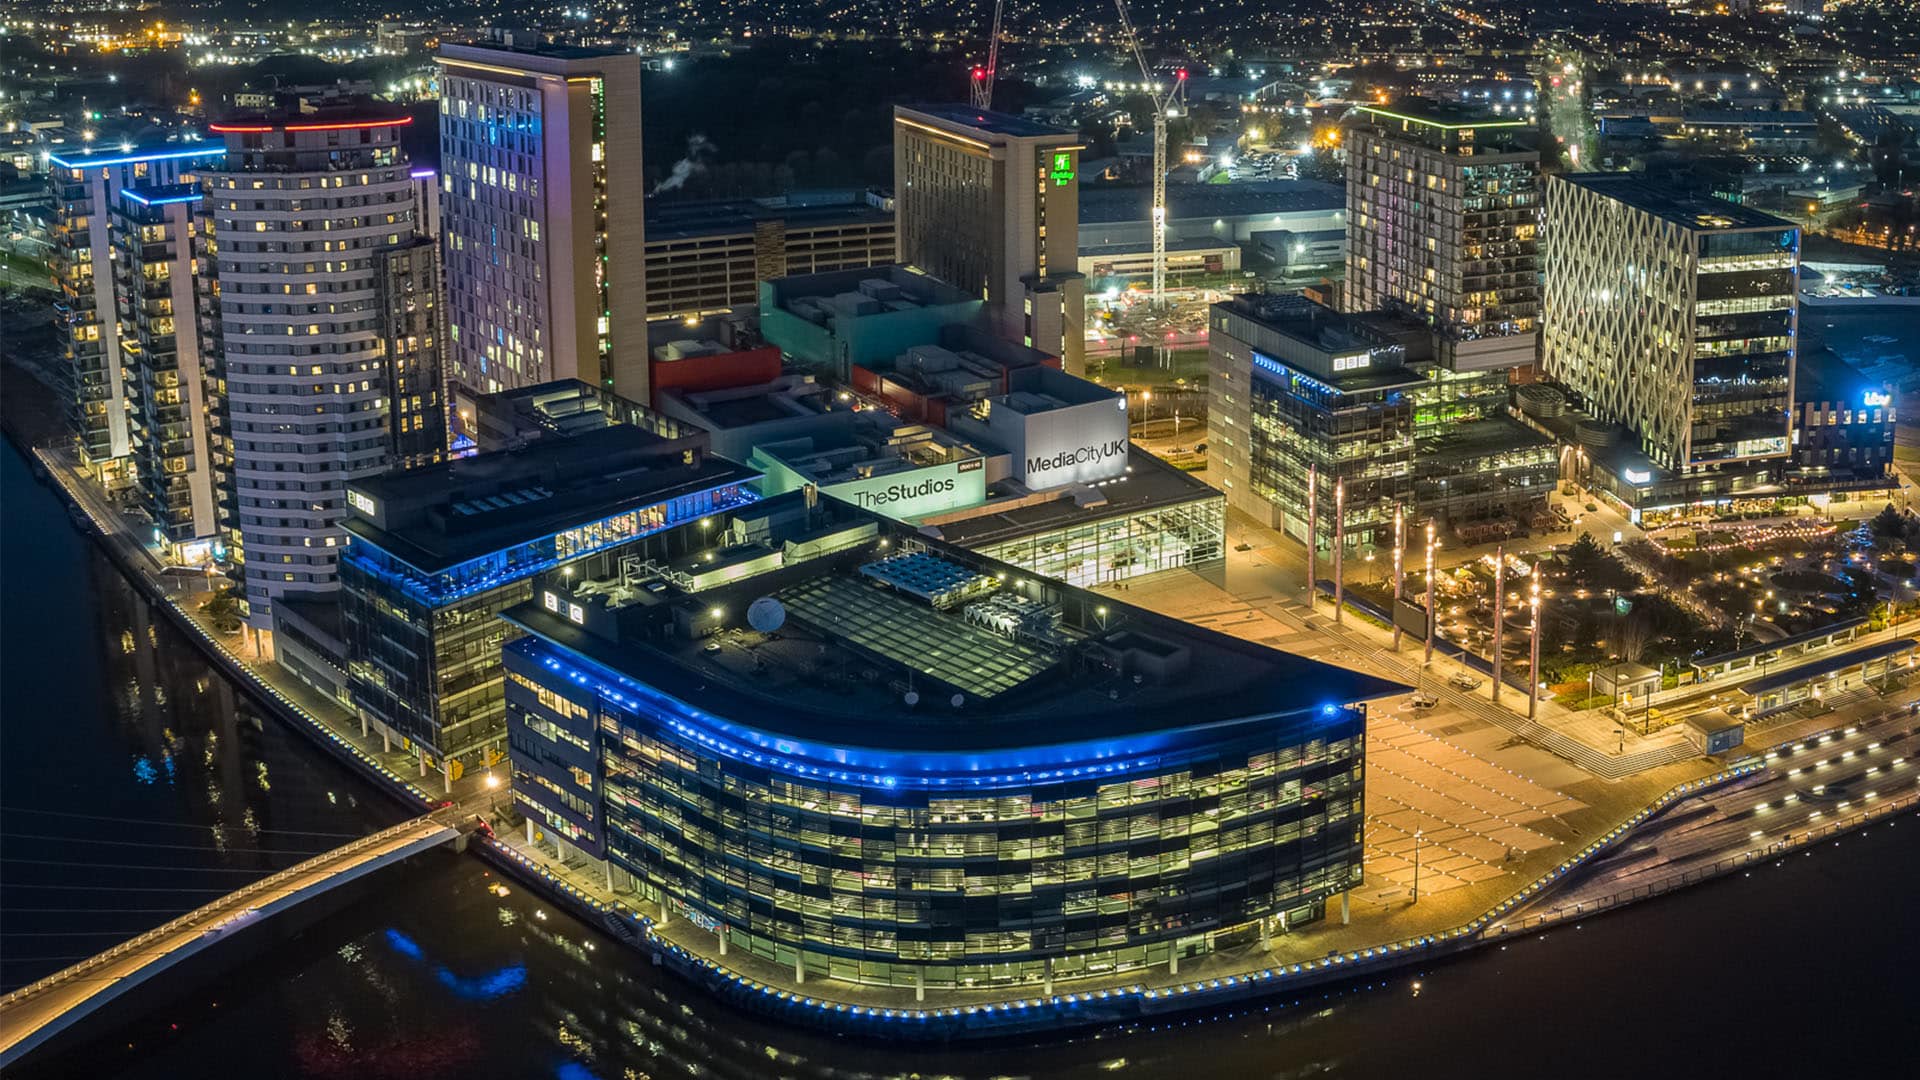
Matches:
[[209, 117, 413, 134]]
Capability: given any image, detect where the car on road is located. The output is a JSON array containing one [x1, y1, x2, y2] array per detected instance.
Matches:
[[1408, 690, 1439, 709], [1448, 673, 1482, 691]]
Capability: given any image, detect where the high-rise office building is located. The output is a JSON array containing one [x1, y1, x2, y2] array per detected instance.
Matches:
[[1541, 175, 1798, 509], [893, 105, 1085, 374], [199, 105, 425, 629], [436, 41, 647, 403], [47, 142, 224, 487], [1343, 102, 1540, 373], [113, 183, 221, 564]]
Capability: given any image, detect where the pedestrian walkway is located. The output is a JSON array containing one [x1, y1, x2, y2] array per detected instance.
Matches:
[[0, 815, 458, 1068]]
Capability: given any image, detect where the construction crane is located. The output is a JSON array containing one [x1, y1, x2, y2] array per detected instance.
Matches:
[[970, 0, 1004, 110], [1112, 0, 1185, 310]]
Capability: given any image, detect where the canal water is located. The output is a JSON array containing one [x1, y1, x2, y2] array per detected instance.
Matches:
[[5, 439, 1918, 1079]]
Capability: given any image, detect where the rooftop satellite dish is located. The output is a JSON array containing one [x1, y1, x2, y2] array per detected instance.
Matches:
[[950, 693, 965, 709], [747, 596, 786, 633], [904, 691, 921, 707]]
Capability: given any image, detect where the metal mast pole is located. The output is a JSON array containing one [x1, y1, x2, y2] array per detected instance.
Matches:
[[1113, 0, 1182, 310], [1529, 571, 1542, 721], [1491, 543, 1506, 706], [1306, 463, 1318, 607], [1423, 519, 1436, 668], [1332, 478, 1345, 626], [1391, 503, 1405, 648]]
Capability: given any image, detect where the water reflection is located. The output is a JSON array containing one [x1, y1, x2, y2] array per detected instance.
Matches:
[[1, 445, 397, 991]]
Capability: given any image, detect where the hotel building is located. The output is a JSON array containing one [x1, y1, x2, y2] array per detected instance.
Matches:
[[893, 105, 1085, 374], [436, 42, 647, 402], [503, 492, 1394, 992]]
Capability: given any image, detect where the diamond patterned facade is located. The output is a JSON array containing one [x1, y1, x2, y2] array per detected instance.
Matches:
[[1542, 175, 1799, 479]]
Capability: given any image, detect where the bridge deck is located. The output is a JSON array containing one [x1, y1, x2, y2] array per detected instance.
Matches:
[[0, 815, 456, 1067]]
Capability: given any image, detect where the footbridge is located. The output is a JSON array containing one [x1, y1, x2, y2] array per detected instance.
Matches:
[[0, 814, 460, 1067]]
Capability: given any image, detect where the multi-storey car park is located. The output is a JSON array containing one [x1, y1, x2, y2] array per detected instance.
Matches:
[[501, 491, 1396, 994]]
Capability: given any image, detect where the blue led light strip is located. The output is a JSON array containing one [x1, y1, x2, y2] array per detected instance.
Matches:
[[512, 638, 1362, 791], [49, 144, 225, 170], [122, 189, 203, 207]]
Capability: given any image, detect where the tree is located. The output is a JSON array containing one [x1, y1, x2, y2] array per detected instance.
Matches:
[[200, 587, 244, 635], [1870, 503, 1907, 543]]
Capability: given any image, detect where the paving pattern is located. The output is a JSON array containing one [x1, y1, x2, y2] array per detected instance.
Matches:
[[1358, 712, 1588, 901]]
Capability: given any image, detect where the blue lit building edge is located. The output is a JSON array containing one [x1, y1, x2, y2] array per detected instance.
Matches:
[[49, 143, 225, 169], [504, 635, 1364, 792], [342, 482, 759, 609]]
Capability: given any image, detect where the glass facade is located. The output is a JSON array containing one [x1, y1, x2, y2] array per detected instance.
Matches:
[[971, 496, 1225, 588], [504, 639, 1366, 992], [340, 480, 755, 765], [1247, 354, 1413, 549]]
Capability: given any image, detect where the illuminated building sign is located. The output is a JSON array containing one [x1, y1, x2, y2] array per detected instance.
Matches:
[[827, 460, 986, 518], [1863, 390, 1891, 408], [347, 490, 377, 516], [1621, 467, 1652, 485], [1050, 151, 1075, 186]]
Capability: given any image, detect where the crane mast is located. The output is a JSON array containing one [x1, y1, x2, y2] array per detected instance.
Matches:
[[1111, 0, 1183, 310], [971, 0, 1004, 110]]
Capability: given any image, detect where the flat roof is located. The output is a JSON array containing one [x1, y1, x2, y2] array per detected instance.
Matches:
[[1556, 174, 1795, 231], [645, 194, 891, 243], [1079, 180, 1345, 225], [928, 448, 1218, 548], [504, 495, 1401, 756], [1355, 102, 1530, 131], [47, 142, 224, 169], [1418, 414, 1556, 465], [1693, 615, 1869, 668], [1738, 637, 1918, 696], [1794, 349, 1882, 405], [345, 425, 758, 574], [438, 40, 631, 61], [897, 103, 1075, 141]]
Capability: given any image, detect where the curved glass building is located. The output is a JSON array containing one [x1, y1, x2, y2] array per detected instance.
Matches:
[[502, 492, 1398, 993]]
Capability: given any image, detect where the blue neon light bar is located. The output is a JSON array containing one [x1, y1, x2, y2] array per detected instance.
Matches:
[[506, 638, 1361, 791], [48, 143, 225, 170], [122, 189, 203, 207]]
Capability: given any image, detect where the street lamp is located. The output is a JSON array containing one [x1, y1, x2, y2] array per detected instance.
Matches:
[[1423, 519, 1437, 668], [1391, 504, 1406, 649], [1529, 573, 1542, 721], [484, 771, 502, 814], [1412, 829, 1423, 904]]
